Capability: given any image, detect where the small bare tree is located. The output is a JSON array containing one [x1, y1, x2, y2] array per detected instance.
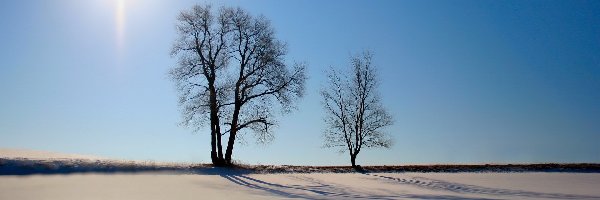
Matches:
[[321, 51, 393, 169], [170, 4, 306, 166]]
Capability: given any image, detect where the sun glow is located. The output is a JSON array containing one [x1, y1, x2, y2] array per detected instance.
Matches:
[[115, 0, 126, 50]]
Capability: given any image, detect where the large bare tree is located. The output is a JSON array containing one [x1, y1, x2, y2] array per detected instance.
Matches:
[[170, 5, 306, 166], [321, 51, 393, 169]]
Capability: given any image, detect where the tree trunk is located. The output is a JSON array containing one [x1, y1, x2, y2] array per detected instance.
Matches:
[[210, 133, 218, 165], [208, 83, 225, 166], [213, 123, 224, 166], [350, 153, 356, 168], [216, 125, 224, 162], [224, 130, 236, 165], [225, 103, 241, 165], [209, 107, 217, 165]]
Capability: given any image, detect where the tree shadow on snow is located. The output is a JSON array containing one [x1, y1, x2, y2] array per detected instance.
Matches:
[[365, 173, 600, 200], [220, 174, 498, 200]]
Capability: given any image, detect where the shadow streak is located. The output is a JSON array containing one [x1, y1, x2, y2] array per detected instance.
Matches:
[[221, 174, 498, 200], [366, 173, 600, 200]]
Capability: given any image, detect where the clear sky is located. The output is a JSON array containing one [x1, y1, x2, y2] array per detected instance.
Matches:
[[1, 0, 599, 165]]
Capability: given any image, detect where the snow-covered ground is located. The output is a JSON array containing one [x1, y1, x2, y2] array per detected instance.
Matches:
[[1, 172, 600, 199], [1, 149, 600, 199]]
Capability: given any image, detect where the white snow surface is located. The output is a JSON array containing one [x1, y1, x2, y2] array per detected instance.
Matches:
[[1, 172, 600, 199]]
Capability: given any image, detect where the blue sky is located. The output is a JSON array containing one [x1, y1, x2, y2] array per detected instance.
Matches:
[[1, 0, 599, 165]]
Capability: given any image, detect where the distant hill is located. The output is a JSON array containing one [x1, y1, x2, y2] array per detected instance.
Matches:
[[0, 148, 106, 160]]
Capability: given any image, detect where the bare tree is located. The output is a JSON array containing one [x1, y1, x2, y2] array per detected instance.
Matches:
[[222, 8, 306, 164], [321, 51, 393, 169], [170, 4, 306, 166], [170, 5, 229, 165]]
